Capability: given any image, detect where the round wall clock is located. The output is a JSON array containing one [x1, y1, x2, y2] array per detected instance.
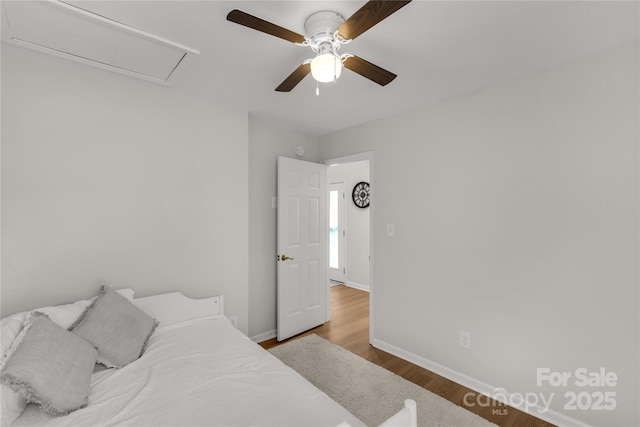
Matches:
[[352, 181, 370, 208]]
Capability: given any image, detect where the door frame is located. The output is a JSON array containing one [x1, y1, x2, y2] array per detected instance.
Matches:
[[324, 151, 374, 343]]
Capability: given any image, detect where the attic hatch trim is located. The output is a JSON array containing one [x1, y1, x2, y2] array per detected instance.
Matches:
[[1, 0, 200, 86]]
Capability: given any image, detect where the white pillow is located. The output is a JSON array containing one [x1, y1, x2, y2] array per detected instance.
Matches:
[[1, 313, 32, 426], [36, 288, 135, 330], [1, 288, 135, 353], [0, 288, 135, 424], [0, 315, 29, 363], [1, 383, 26, 427]]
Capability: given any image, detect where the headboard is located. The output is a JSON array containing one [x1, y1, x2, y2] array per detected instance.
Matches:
[[133, 292, 224, 326]]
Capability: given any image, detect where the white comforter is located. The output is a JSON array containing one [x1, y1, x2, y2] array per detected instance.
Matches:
[[13, 316, 365, 427]]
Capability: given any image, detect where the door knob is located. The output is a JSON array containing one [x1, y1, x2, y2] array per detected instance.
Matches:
[[280, 254, 294, 261]]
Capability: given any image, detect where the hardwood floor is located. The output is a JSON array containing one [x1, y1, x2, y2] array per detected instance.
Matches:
[[260, 285, 555, 427]]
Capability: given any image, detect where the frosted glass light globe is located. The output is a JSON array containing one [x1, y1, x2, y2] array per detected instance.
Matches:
[[311, 54, 342, 83]]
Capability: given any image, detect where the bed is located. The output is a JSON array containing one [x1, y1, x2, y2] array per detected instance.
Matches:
[[1, 287, 416, 427]]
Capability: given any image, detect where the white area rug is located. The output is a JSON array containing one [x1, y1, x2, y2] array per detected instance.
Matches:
[[269, 334, 497, 427]]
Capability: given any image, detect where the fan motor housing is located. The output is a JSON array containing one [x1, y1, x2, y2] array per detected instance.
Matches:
[[304, 11, 345, 42]]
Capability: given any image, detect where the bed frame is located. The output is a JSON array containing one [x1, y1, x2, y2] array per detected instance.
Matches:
[[133, 292, 223, 324], [4, 291, 418, 427], [379, 399, 417, 427], [134, 292, 417, 426], [133, 292, 417, 426]]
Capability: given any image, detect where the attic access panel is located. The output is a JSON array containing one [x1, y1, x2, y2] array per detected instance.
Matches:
[[1, 0, 199, 85]]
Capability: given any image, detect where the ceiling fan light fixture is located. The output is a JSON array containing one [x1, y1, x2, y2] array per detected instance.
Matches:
[[310, 53, 342, 83], [227, 1, 412, 92]]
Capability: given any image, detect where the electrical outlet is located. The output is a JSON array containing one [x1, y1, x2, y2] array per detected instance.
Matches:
[[459, 330, 472, 350]]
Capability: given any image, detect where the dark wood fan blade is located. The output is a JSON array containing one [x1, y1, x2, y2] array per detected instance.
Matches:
[[227, 10, 305, 44], [343, 56, 397, 86], [338, 1, 411, 40], [275, 63, 311, 92]]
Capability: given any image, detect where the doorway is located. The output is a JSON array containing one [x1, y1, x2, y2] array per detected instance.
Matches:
[[325, 152, 373, 342], [327, 160, 370, 291]]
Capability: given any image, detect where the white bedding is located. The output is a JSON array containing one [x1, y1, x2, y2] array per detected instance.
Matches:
[[13, 316, 365, 427]]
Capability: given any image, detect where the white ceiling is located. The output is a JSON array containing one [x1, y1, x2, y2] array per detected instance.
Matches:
[[4, 1, 639, 136]]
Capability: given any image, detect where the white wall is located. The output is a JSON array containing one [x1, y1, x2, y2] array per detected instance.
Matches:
[[327, 161, 370, 290], [2, 36, 637, 426], [1, 45, 250, 333], [248, 115, 321, 340], [319, 43, 639, 427]]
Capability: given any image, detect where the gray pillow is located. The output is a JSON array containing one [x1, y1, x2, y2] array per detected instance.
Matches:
[[70, 286, 158, 368], [0, 313, 97, 416]]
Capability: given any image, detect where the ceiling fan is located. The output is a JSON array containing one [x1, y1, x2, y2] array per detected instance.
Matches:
[[226, 1, 411, 93]]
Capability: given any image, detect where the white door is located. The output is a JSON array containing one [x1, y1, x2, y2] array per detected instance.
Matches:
[[328, 182, 346, 284], [277, 156, 327, 341]]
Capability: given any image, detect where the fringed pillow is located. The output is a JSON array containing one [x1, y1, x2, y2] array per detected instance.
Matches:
[[70, 286, 158, 368], [0, 313, 97, 416], [0, 288, 135, 423]]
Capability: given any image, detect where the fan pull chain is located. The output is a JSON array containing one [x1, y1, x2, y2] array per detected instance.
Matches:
[[316, 80, 320, 96]]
